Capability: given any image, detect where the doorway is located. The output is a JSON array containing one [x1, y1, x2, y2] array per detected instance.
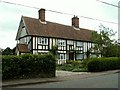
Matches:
[[69, 52, 74, 60]]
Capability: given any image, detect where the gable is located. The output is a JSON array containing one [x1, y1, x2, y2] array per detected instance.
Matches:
[[16, 17, 28, 40]]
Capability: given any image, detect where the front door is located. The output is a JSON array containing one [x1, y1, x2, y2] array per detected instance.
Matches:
[[69, 52, 74, 60]]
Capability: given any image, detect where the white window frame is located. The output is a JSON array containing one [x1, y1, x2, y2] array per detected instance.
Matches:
[[58, 39, 66, 46], [38, 37, 48, 45], [58, 54, 66, 60]]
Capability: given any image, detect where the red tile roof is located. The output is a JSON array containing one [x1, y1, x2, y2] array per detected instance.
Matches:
[[21, 16, 93, 41], [17, 44, 29, 53]]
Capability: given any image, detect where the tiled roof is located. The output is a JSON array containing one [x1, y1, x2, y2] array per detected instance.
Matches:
[[22, 16, 93, 41], [17, 44, 29, 53]]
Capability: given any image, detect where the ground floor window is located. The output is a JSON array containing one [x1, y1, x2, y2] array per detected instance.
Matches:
[[76, 53, 83, 60], [58, 53, 66, 60]]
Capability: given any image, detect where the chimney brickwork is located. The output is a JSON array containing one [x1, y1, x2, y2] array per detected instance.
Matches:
[[72, 16, 79, 28], [38, 8, 45, 22]]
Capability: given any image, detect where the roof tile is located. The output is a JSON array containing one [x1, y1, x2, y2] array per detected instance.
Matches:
[[23, 16, 93, 41]]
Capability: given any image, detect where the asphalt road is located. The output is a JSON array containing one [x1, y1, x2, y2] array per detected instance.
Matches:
[[9, 73, 119, 88]]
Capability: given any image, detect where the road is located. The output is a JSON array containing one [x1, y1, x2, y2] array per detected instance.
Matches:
[[8, 73, 119, 88]]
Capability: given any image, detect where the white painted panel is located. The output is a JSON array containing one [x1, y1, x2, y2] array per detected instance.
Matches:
[[33, 50, 38, 54], [38, 45, 42, 49], [19, 38, 26, 44], [20, 27, 27, 37], [83, 42, 87, 52], [36, 37, 37, 49], [49, 38, 52, 49], [53, 38, 56, 46], [58, 51, 66, 53], [38, 50, 49, 53], [74, 41, 76, 49]]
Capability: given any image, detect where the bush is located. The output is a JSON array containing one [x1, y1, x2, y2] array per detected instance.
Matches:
[[87, 57, 120, 72], [57, 60, 87, 72], [56, 64, 73, 71], [66, 60, 82, 66], [2, 54, 56, 80], [72, 67, 88, 72]]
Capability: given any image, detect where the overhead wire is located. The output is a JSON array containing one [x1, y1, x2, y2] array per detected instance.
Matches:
[[0, 0, 118, 25], [96, 0, 120, 8]]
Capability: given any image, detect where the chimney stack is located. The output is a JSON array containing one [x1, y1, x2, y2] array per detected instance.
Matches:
[[72, 16, 79, 28], [38, 8, 45, 22]]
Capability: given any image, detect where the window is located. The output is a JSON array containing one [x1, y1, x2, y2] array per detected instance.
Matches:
[[76, 46, 83, 51], [58, 54, 66, 60], [38, 37, 48, 45], [58, 39, 66, 46], [69, 45, 74, 50], [67, 40, 73, 45], [76, 41, 83, 46], [76, 54, 83, 60]]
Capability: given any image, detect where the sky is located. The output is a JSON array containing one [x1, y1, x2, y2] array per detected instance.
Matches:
[[0, 0, 119, 49]]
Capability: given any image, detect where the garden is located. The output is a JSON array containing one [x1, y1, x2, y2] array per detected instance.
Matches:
[[56, 57, 120, 72]]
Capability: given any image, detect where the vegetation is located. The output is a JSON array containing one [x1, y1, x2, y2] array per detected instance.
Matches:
[[2, 47, 16, 55], [49, 45, 58, 57], [87, 57, 120, 72], [56, 60, 88, 72], [103, 43, 120, 57], [57, 57, 120, 72], [91, 24, 119, 57], [2, 54, 56, 80]]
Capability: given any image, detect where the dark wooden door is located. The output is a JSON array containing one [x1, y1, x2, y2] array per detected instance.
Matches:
[[69, 52, 74, 60]]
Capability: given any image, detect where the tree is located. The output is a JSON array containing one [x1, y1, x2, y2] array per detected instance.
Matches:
[[49, 45, 58, 57], [103, 42, 120, 57], [2, 47, 13, 55], [91, 24, 116, 57]]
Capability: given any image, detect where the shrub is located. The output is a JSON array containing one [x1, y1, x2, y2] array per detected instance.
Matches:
[[87, 57, 120, 72], [58, 64, 73, 71], [66, 60, 82, 66], [2, 54, 56, 80], [56, 60, 87, 72], [72, 68, 88, 72]]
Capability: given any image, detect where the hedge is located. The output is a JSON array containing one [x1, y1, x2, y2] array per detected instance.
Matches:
[[87, 57, 120, 72], [2, 54, 56, 80]]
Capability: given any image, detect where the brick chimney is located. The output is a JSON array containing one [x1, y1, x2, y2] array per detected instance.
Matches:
[[72, 16, 79, 28], [38, 8, 45, 22]]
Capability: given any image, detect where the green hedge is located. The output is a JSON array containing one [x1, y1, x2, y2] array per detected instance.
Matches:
[[2, 54, 56, 80], [87, 57, 120, 72]]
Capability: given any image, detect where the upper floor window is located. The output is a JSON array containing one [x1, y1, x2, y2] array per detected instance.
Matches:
[[38, 37, 48, 45], [76, 41, 83, 46], [57, 39, 66, 46], [67, 40, 74, 45]]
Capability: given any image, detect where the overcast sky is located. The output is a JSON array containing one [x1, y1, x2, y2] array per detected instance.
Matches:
[[0, 0, 119, 49]]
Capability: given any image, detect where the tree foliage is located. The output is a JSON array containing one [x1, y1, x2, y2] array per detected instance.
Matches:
[[2, 47, 16, 55], [2, 47, 13, 55], [49, 45, 58, 57], [91, 24, 117, 57]]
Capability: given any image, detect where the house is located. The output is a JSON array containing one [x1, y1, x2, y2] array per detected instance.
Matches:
[[15, 8, 99, 64]]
